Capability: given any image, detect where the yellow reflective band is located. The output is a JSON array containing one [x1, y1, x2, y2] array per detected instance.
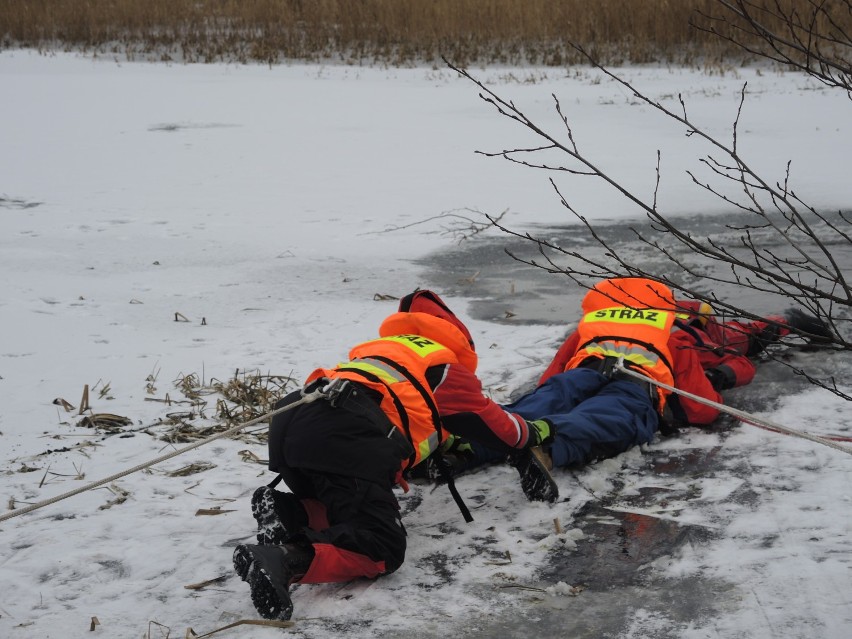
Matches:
[[339, 360, 402, 385], [419, 432, 440, 460], [584, 307, 670, 329], [379, 334, 446, 357], [584, 343, 658, 368]]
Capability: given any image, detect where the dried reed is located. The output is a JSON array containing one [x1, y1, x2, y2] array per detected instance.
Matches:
[[155, 370, 297, 443], [2, 0, 837, 67]]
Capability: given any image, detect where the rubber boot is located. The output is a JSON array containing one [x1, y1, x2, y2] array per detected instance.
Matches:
[[233, 543, 315, 620]]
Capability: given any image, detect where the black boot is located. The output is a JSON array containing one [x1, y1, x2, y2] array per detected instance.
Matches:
[[251, 486, 295, 546], [783, 308, 834, 343], [233, 543, 315, 620], [509, 446, 559, 503]]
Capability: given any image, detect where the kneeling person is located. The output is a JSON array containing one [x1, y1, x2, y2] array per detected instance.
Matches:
[[233, 290, 555, 620]]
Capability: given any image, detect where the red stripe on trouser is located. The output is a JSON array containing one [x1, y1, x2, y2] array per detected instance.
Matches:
[[298, 543, 387, 584], [300, 498, 330, 531]]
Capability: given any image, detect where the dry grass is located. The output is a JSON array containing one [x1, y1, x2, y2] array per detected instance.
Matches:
[[211, 370, 296, 425], [156, 370, 297, 444], [1, 0, 838, 66]]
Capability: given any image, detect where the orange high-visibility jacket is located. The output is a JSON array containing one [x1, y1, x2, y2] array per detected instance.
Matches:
[[564, 278, 677, 405], [306, 311, 476, 469]]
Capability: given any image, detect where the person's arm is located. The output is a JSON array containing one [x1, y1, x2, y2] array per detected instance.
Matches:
[[707, 309, 832, 358], [432, 364, 547, 452], [668, 337, 724, 425], [704, 351, 756, 390], [668, 330, 756, 425], [674, 323, 757, 388]]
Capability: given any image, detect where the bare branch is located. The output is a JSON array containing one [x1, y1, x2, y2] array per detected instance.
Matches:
[[693, 0, 852, 94], [443, 14, 852, 398]]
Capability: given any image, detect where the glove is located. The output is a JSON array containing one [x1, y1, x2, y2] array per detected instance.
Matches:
[[527, 419, 553, 448], [407, 435, 475, 485], [783, 308, 833, 343], [745, 322, 782, 356], [705, 366, 735, 391], [438, 434, 474, 457]]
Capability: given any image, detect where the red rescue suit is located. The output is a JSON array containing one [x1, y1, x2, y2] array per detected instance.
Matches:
[[540, 300, 788, 425]]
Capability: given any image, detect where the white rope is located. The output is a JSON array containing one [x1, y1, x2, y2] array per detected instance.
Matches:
[[0, 388, 326, 524], [614, 359, 852, 456], [5, 364, 847, 525]]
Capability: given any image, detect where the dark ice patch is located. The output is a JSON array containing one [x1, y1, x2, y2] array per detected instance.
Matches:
[[148, 122, 240, 132], [544, 503, 714, 589], [417, 211, 852, 327], [0, 195, 42, 210]]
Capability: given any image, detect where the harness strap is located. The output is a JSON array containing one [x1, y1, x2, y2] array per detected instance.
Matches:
[[339, 359, 476, 523], [576, 356, 659, 409], [576, 334, 675, 376], [326, 378, 473, 523], [315, 378, 474, 522], [333, 367, 417, 468], [368, 355, 445, 445], [320, 378, 415, 460], [441, 466, 474, 523]]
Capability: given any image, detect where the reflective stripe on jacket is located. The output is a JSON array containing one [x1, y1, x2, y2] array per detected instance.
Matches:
[[307, 312, 474, 469], [564, 278, 677, 405]]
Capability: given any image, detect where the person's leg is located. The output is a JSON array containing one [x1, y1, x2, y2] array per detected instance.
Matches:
[[506, 367, 609, 418], [233, 542, 314, 620], [298, 471, 406, 582], [253, 486, 319, 545], [488, 368, 609, 503], [260, 386, 368, 543], [234, 470, 405, 620], [253, 434, 336, 544], [546, 379, 659, 467]]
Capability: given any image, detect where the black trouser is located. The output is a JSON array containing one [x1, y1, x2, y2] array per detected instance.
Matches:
[[268, 390, 408, 576], [274, 465, 407, 575]]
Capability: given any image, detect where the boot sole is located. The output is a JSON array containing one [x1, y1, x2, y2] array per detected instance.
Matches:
[[233, 544, 254, 581], [516, 447, 559, 503], [248, 562, 293, 620], [251, 486, 291, 546], [233, 544, 295, 620]]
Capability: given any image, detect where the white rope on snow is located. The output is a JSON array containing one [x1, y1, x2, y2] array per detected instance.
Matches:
[[3, 365, 849, 525], [614, 358, 852, 456], [0, 386, 326, 524]]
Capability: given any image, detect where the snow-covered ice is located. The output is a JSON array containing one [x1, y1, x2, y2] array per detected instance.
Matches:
[[1, 50, 850, 638]]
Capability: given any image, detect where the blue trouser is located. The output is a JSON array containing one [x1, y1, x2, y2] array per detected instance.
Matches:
[[505, 368, 660, 468]]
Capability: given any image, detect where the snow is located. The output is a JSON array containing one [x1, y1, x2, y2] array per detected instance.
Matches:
[[1, 50, 850, 638]]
